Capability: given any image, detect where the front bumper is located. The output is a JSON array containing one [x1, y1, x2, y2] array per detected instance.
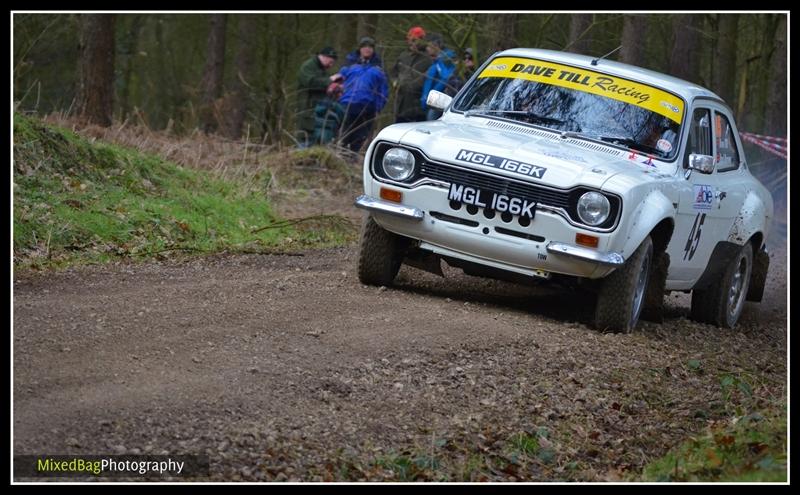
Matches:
[[355, 187, 624, 279], [355, 194, 424, 220], [546, 242, 624, 266]]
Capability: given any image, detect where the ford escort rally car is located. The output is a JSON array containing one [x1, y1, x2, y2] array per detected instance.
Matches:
[[354, 48, 773, 332]]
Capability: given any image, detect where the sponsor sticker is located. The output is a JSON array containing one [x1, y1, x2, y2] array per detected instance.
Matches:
[[693, 184, 714, 210], [656, 139, 673, 153], [454, 149, 547, 179], [478, 56, 685, 124], [660, 101, 680, 114], [542, 151, 587, 163]]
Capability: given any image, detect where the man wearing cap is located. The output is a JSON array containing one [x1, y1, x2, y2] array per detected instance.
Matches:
[[296, 46, 342, 147], [343, 36, 383, 68], [391, 26, 432, 123]]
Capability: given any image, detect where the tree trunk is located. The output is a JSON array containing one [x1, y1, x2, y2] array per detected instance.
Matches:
[[118, 15, 144, 121], [261, 15, 291, 144], [488, 14, 518, 54], [152, 17, 169, 129], [567, 14, 593, 55], [356, 14, 379, 41], [712, 14, 738, 104], [764, 15, 786, 137], [227, 15, 256, 140], [619, 15, 646, 66], [77, 14, 115, 126], [337, 14, 359, 54], [669, 14, 701, 82], [200, 14, 227, 134]]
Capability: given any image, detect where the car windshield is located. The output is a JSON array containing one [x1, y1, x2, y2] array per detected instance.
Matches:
[[452, 56, 685, 160]]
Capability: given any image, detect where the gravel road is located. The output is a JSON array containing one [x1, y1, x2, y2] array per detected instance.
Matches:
[[13, 244, 787, 481]]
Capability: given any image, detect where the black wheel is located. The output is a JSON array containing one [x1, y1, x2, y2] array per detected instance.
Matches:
[[690, 243, 752, 328], [594, 236, 653, 333], [357, 215, 407, 286]]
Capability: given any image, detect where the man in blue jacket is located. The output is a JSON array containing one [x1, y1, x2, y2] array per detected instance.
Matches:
[[338, 37, 389, 152], [420, 34, 456, 121]]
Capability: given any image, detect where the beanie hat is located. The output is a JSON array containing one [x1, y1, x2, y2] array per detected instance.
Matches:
[[406, 26, 425, 40], [359, 36, 376, 48], [318, 46, 338, 59]]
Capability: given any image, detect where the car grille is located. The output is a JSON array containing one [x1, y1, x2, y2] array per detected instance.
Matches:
[[418, 160, 571, 209]]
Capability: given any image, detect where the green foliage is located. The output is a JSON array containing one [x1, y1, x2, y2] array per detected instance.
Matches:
[[373, 453, 440, 481], [507, 432, 539, 457], [639, 407, 787, 482], [12, 114, 322, 269]]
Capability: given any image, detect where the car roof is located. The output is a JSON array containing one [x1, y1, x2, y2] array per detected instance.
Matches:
[[495, 48, 724, 105]]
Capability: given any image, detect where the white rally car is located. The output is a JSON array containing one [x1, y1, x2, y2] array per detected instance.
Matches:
[[355, 48, 772, 332]]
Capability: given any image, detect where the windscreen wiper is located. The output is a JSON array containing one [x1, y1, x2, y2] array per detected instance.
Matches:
[[597, 136, 664, 156], [464, 109, 564, 126], [464, 109, 527, 117]]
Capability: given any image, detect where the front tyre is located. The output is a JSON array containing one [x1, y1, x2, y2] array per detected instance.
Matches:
[[690, 242, 752, 328], [357, 215, 407, 286], [594, 236, 653, 333]]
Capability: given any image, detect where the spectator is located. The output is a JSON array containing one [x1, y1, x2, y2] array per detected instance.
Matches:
[[338, 38, 389, 152], [391, 26, 432, 123], [295, 46, 342, 147], [343, 36, 383, 68], [311, 82, 345, 145], [445, 47, 477, 97], [420, 33, 456, 120]]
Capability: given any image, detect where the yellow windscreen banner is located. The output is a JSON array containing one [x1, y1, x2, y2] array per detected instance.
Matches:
[[478, 57, 685, 124]]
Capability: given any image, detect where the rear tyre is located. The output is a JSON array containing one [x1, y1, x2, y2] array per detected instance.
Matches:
[[690, 242, 752, 328], [594, 236, 653, 333], [357, 215, 407, 286]]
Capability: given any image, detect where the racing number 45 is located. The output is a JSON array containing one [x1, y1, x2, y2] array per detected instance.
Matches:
[[683, 212, 706, 261]]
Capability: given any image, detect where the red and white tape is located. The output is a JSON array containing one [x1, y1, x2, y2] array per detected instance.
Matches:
[[739, 131, 788, 159]]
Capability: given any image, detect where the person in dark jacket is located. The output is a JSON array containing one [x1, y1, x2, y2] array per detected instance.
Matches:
[[311, 82, 345, 145], [295, 46, 342, 147], [391, 26, 432, 123], [338, 38, 389, 152]]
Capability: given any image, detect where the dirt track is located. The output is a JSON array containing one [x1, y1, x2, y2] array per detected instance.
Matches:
[[13, 243, 787, 481]]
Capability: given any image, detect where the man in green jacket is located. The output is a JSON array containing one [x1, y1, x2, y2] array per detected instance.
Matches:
[[296, 46, 341, 147], [391, 26, 432, 123]]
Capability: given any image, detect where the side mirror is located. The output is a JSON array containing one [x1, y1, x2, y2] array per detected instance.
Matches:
[[426, 90, 452, 111], [688, 153, 714, 174]]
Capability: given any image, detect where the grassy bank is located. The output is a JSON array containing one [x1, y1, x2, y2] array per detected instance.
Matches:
[[13, 114, 351, 269], [638, 404, 787, 482]]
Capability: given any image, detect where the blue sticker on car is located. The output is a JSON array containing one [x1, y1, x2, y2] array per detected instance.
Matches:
[[693, 184, 714, 210]]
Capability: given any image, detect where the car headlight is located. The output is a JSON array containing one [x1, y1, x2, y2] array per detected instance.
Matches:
[[382, 147, 416, 181], [576, 191, 611, 226]]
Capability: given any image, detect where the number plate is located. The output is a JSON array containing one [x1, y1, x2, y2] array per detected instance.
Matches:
[[447, 183, 537, 219]]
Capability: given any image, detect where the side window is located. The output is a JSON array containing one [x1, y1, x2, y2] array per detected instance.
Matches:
[[684, 108, 712, 168], [714, 112, 740, 172]]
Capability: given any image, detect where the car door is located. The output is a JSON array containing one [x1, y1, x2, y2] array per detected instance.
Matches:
[[708, 103, 748, 241], [667, 104, 743, 286]]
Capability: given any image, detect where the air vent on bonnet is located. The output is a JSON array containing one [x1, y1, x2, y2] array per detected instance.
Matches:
[[485, 120, 623, 158]]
